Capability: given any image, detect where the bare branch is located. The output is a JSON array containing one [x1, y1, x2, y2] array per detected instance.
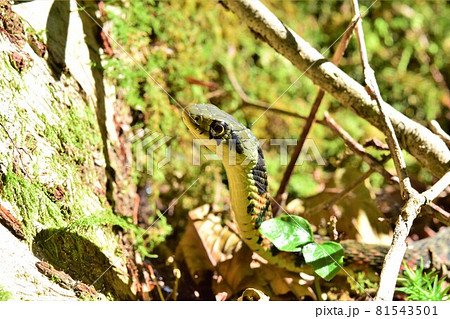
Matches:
[[352, 0, 413, 199], [347, 0, 449, 301], [236, 103, 310, 122], [427, 202, 450, 225], [273, 17, 357, 215], [376, 170, 450, 300], [273, 89, 324, 213], [219, 0, 450, 178], [323, 112, 396, 184], [430, 120, 450, 148], [323, 113, 450, 225], [422, 171, 450, 204]]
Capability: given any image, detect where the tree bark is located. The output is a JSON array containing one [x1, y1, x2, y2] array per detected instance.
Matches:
[[0, 0, 136, 300]]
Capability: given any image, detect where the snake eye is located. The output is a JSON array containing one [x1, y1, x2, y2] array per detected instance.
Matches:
[[210, 121, 227, 137]]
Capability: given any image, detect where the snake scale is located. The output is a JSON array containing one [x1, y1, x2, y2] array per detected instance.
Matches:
[[182, 103, 449, 276]]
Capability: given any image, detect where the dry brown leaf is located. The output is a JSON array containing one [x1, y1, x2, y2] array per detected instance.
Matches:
[[181, 206, 317, 300], [177, 206, 215, 285]]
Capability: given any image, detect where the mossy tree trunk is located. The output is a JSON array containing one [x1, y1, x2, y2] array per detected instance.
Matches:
[[0, 0, 137, 300]]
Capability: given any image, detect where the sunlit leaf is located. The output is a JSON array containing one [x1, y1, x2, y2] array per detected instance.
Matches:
[[259, 215, 313, 252], [302, 242, 344, 281]]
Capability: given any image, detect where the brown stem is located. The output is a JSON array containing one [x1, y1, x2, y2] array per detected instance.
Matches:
[[323, 112, 396, 184], [323, 114, 450, 226], [273, 17, 357, 214], [427, 202, 450, 225], [323, 166, 377, 211], [272, 89, 324, 214], [236, 103, 311, 123]]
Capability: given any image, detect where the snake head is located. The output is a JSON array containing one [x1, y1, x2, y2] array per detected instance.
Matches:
[[182, 104, 261, 165], [182, 104, 238, 141]]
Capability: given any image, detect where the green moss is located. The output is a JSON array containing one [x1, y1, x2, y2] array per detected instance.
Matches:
[[0, 286, 12, 301], [30, 101, 104, 191], [36, 105, 101, 168], [0, 170, 66, 242], [348, 272, 379, 296], [0, 55, 23, 92], [30, 206, 171, 299], [64, 208, 172, 259]]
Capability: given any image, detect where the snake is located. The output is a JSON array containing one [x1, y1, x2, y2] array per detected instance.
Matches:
[[182, 103, 449, 276]]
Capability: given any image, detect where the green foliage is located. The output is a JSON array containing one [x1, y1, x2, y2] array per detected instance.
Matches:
[[259, 215, 313, 252], [259, 215, 343, 281], [396, 261, 450, 301], [348, 272, 379, 295], [1, 170, 65, 241], [0, 286, 12, 301], [302, 242, 344, 282]]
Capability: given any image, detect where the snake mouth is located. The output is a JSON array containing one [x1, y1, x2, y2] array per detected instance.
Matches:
[[181, 109, 192, 125], [182, 110, 205, 139], [182, 110, 197, 128]]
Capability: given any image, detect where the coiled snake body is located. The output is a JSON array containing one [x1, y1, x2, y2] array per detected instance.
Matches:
[[182, 104, 449, 275]]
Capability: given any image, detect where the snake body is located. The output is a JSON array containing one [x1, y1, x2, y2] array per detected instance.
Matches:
[[182, 104, 449, 275]]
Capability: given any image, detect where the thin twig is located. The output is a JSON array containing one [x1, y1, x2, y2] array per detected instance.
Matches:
[[363, 138, 389, 151], [429, 120, 450, 148], [323, 113, 450, 225], [422, 171, 450, 203], [352, 0, 413, 199], [273, 17, 358, 214], [172, 267, 181, 301], [376, 171, 450, 300], [323, 166, 377, 211], [236, 103, 311, 122], [272, 89, 324, 214], [147, 263, 165, 301], [427, 202, 450, 225], [225, 61, 313, 119], [323, 112, 396, 184]]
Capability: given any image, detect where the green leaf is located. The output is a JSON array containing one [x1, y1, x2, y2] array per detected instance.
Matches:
[[302, 242, 344, 281], [259, 215, 313, 252]]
